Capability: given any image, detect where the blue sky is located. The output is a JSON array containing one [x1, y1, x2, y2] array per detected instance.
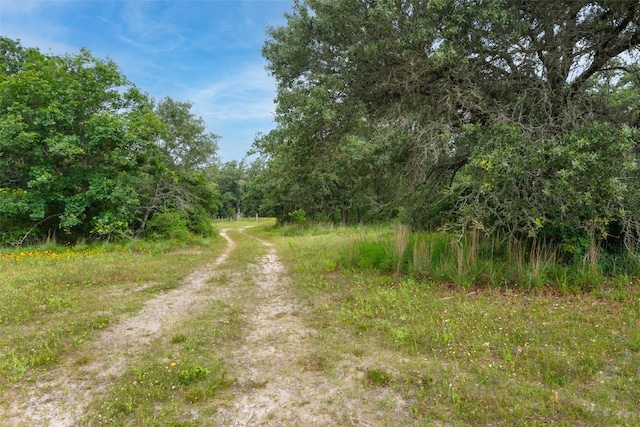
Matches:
[[0, 0, 294, 162]]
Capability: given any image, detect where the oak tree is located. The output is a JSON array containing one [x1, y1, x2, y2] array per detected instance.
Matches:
[[260, 0, 640, 251]]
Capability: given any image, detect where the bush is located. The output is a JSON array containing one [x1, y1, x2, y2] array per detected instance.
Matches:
[[187, 205, 216, 237], [145, 209, 190, 241], [287, 209, 308, 225], [453, 123, 640, 255]]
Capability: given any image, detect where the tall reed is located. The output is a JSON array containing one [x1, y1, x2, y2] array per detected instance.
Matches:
[[395, 225, 410, 274], [337, 225, 628, 290], [584, 229, 599, 275], [529, 238, 556, 281]]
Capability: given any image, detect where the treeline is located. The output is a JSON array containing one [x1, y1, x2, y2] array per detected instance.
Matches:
[[0, 37, 258, 245], [251, 0, 640, 262]]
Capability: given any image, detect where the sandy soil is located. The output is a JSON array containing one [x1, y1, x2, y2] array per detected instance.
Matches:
[[213, 230, 410, 426], [5, 227, 411, 426]]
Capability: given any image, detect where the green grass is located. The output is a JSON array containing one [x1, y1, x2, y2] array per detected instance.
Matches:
[[1, 221, 269, 425], [364, 367, 393, 387], [0, 238, 225, 386], [3, 220, 639, 425], [81, 223, 269, 425], [269, 223, 640, 426], [334, 226, 640, 291], [82, 300, 240, 426]]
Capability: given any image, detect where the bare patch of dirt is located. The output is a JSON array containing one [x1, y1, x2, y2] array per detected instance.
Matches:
[[5, 230, 236, 427]]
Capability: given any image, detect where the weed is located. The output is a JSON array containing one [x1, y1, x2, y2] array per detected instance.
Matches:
[[364, 368, 393, 387], [210, 272, 229, 284], [74, 355, 91, 366], [178, 364, 210, 386], [333, 225, 640, 291], [86, 354, 230, 424], [394, 225, 410, 274], [91, 316, 110, 330], [171, 334, 187, 344]]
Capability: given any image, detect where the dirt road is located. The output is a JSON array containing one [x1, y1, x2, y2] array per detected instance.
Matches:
[[5, 227, 410, 426]]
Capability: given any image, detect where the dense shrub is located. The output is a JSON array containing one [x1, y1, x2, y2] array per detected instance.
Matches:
[[145, 210, 190, 241], [186, 206, 216, 237]]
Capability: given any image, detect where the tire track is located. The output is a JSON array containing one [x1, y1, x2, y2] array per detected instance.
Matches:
[[215, 229, 409, 426], [6, 230, 236, 427]]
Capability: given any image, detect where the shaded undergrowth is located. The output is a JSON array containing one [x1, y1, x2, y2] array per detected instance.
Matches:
[[338, 225, 640, 292]]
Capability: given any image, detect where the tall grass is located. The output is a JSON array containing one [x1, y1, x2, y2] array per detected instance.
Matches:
[[272, 221, 640, 426], [395, 225, 410, 274], [338, 226, 640, 290]]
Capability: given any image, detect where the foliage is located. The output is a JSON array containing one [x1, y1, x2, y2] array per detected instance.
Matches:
[[451, 123, 640, 259], [0, 38, 220, 244], [258, 0, 640, 253], [186, 205, 217, 237], [216, 160, 246, 218], [177, 364, 210, 386], [155, 97, 219, 171], [144, 209, 190, 241], [0, 43, 145, 242], [364, 368, 393, 387], [212, 158, 281, 219], [286, 208, 308, 225]]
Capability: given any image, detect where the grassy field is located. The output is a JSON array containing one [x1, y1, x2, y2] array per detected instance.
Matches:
[[0, 236, 228, 387], [1, 221, 639, 425], [259, 223, 640, 426]]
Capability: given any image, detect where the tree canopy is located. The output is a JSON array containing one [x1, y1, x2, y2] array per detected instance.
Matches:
[[0, 38, 220, 244], [258, 0, 640, 255]]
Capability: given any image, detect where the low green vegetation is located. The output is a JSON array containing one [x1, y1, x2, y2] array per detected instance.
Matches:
[[0, 236, 223, 387], [81, 223, 267, 425], [2, 220, 638, 425], [82, 301, 240, 426], [265, 223, 640, 426], [337, 225, 640, 291]]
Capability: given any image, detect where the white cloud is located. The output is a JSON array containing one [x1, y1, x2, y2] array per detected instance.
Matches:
[[186, 62, 277, 124], [181, 62, 279, 161], [115, 1, 186, 54]]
